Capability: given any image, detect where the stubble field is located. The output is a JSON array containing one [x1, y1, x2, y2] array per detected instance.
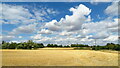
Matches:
[[1, 48, 118, 66]]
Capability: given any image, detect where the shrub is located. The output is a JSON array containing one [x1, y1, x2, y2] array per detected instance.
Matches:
[[74, 47, 91, 50], [8, 43, 17, 49], [2, 43, 9, 49]]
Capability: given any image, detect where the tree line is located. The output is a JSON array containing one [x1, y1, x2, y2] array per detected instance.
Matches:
[[1, 40, 120, 51], [1, 40, 44, 49], [91, 43, 120, 51]]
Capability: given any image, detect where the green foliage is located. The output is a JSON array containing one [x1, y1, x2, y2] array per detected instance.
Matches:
[[2, 42, 9, 49], [2, 40, 45, 49], [8, 42, 17, 49], [58, 45, 63, 47], [17, 45, 24, 49], [1, 40, 120, 51], [64, 45, 70, 48], [74, 47, 91, 50], [2, 41, 6, 44], [92, 43, 120, 51], [37, 43, 44, 48], [47, 44, 63, 47], [71, 44, 89, 47]]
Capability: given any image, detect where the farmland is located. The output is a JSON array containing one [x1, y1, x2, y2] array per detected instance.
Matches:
[[1, 48, 118, 66]]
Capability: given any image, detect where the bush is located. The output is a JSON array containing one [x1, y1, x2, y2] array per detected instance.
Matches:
[[47, 44, 63, 47], [2, 40, 45, 49], [8, 43, 17, 49], [71, 44, 89, 47], [2, 43, 9, 49], [64, 45, 70, 48], [37, 43, 44, 48], [91, 43, 120, 51], [17, 45, 24, 49], [74, 47, 91, 50]]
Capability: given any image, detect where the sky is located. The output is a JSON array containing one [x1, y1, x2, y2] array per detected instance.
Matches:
[[0, 2, 119, 46]]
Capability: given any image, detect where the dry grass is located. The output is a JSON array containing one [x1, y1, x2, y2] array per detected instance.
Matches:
[[98, 50, 118, 54], [1, 48, 118, 66]]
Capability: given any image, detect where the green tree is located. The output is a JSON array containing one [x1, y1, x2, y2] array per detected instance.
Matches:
[[2, 43, 9, 49], [8, 42, 17, 49], [17, 45, 24, 49], [37, 43, 44, 48], [2, 41, 6, 44]]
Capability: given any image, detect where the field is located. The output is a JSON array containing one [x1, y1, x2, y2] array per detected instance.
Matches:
[[1, 48, 118, 66]]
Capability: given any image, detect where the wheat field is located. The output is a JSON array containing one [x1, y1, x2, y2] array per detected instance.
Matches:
[[1, 48, 118, 66]]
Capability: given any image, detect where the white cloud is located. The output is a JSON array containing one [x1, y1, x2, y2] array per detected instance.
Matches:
[[104, 35, 118, 42], [31, 34, 54, 45], [32, 4, 119, 45], [38, 29, 53, 34], [81, 21, 107, 36], [18, 36, 22, 38], [91, 0, 119, 5], [9, 23, 37, 35], [9, 40, 28, 43], [1, 35, 15, 41], [81, 18, 118, 38], [1, 3, 58, 24], [45, 20, 61, 31], [0, 3, 2, 20], [2, 3, 119, 46], [45, 4, 91, 32], [47, 8, 59, 15], [1, 4, 33, 24], [32, 7, 58, 22], [59, 31, 73, 36], [31, 34, 43, 40], [88, 31, 109, 39], [63, 4, 91, 31], [105, 2, 118, 16], [107, 18, 118, 28]]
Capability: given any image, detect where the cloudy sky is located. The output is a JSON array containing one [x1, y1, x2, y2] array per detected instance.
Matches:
[[1, 2, 119, 46]]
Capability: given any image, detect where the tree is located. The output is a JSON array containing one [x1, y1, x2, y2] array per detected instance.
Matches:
[[64, 45, 70, 48], [47, 44, 51, 47], [58, 45, 63, 47], [54, 44, 58, 47], [8, 42, 17, 49], [26, 40, 34, 49], [2, 41, 6, 44], [2, 43, 9, 49], [37, 43, 44, 48], [17, 45, 24, 49]]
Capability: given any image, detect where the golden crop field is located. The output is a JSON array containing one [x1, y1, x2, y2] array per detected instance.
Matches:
[[1, 48, 118, 66]]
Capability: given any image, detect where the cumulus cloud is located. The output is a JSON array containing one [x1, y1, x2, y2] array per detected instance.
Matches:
[[46, 8, 59, 15], [31, 34, 43, 40], [1, 3, 59, 43], [2, 3, 119, 46], [81, 18, 118, 38], [105, 2, 118, 16], [45, 20, 61, 31], [9, 23, 37, 35], [1, 35, 15, 41], [103, 35, 118, 42], [38, 29, 53, 34], [31, 4, 119, 45], [1, 3, 58, 24], [9, 40, 28, 43], [59, 31, 73, 36], [18, 36, 22, 38], [33, 7, 58, 22], [88, 31, 109, 39], [90, 0, 119, 5], [45, 4, 91, 32], [1, 4, 33, 24]]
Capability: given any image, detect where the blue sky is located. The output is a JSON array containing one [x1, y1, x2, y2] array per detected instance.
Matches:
[[1, 2, 119, 46]]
